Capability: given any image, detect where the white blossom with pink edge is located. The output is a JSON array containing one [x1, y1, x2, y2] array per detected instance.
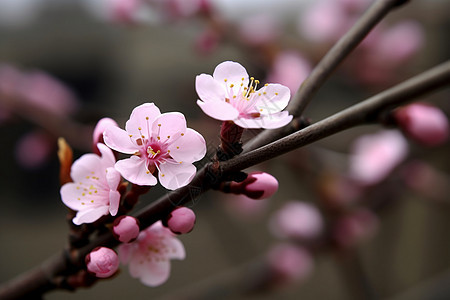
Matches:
[[60, 143, 121, 225], [103, 103, 206, 190], [119, 221, 185, 287], [349, 130, 408, 185], [196, 61, 293, 129]]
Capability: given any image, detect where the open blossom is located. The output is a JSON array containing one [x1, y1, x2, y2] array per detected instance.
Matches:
[[196, 61, 292, 129], [103, 103, 206, 190], [119, 221, 185, 287], [60, 143, 121, 225]]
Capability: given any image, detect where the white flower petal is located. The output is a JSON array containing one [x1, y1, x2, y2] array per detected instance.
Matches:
[[195, 74, 226, 102], [125, 103, 161, 139], [234, 111, 293, 129], [115, 156, 157, 186], [104, 125, 138, 154], [168, 128, 206, 163], [158, 162, 196, 190], [197, 100, 239, 121], [213, 61, 249, 87], [73, 206, 109, 225], [254, 84, 291, 115]]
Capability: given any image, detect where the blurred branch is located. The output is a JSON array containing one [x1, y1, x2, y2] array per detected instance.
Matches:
[[244, 0, 409, 152]]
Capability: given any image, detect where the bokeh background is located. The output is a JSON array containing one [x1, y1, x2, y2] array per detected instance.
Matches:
[[1, 0, 450, 299]]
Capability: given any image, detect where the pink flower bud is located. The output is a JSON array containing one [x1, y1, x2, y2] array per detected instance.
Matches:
[[113, 216, 140, 243], [395, 103, 449, 146], [269, 201, 324, 241], [85, 247, 119, 278], [167, 207, 196, 234], [266, 243, 314, 285], [92, 117, 119, 152], [228, 172, 279, 200]]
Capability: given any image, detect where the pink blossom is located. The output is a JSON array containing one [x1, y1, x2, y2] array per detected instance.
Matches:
[[238, 14, 280, 46], [113, 216, 140, 243], [374, 21, 424, 64], [166, 207, 196, 234], [349, 130, 408, 185], [298, 0, 348, 44], [266, 243, 314, 285], [266, 51, 311, 96], [15, 130, 53, 169], [86, 247, 119, 278], [269, 201, 324, 241], [395, 103, 449, 146], [18, 71, 78, 117], [119, 221, 185, 287], [196, 61, 292, 129], [60, 143, 121, 225], [103, 103, 206, 190]]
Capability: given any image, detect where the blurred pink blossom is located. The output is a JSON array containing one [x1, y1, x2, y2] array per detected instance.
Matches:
[[86, 247, 119, 278], [298, 0, 348, 44], [238, 14, 280, 46], [103, 103, 206, 190], [196, 61, 292, 129], [19, 71, 78, 117], [269, 201, 324, 241], [119, 221, 185, 287], [266, 243, 314, 285], [333, 208, 379, 248], [15, 130, 53, 169], [374, 21, 424, 64], [395, 103, 449, 146], [349, 130, 408, 185], [266, 51, 311, 95], [113, 216, 140, 243]]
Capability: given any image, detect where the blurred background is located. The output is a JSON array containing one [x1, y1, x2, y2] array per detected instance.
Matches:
[[0, 0, 449, 299]]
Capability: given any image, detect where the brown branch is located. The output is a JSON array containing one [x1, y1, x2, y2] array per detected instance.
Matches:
[[244, 0, 409, 152]]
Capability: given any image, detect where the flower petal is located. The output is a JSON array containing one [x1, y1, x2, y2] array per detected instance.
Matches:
[[106, 167, 121, 190], [152, 112, 187, 144], [165, 236, 186, 260], [109, 190, 120, 216], [60, 183, 109, 211], [234, 111, 293, 129], [139, 260, 171, 287], [70, 153, 102, 182], [104, 125, 137, 154], [115, 156, 157, 186], [125, 103, 161, 138], [158, 161, 196, 190], [197, 100, 239, 121], [97, 143, 116, 168], [254, 84, 291, 115], [168, 128, 206, 163], [195, 74, 226, 103], [73, 206, 110, 225], [213, 61, 249, 87]]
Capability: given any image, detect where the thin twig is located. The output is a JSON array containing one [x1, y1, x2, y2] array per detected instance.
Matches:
[[244, 0, 409, 152]]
